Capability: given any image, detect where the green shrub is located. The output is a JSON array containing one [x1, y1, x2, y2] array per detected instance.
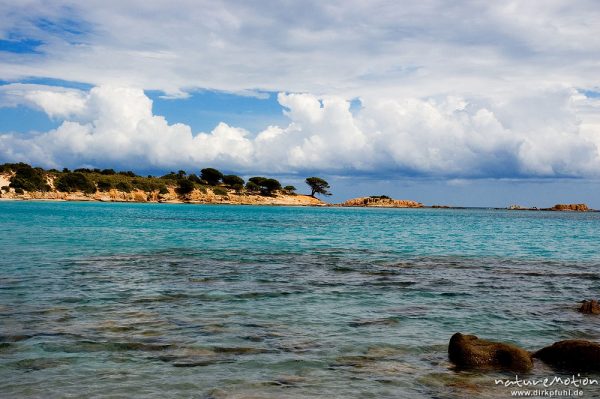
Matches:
[[8, 163, 50, 192], [222, 174, 244, 187], [1, 186, 9, 192], [283, 185, 297, 194], [55, 173, 96, 193], [245, 181, 260, 193], [200, 168, 223, 185], [213, 187, 229, 196], [14, 188, 24, 194], [97, 180, 113, 192], [249, 176, 267, 185], [176, 179, 195, 196], [115, 181, 133, 193], [187, 174, 202, 184], [158, 186, 169, 195]]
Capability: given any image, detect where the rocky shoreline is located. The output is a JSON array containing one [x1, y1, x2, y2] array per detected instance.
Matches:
[[0, 186, 325, 206], [449, 299, 600, 372]]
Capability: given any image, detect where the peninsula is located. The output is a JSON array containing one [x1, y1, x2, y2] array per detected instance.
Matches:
[[0, 163, 324, 206]]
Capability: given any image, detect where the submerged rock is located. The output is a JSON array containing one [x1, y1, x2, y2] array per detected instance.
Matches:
[[448, 333, 533, 372], [534, 340, 600, 371], [579, 300, 600, 315]]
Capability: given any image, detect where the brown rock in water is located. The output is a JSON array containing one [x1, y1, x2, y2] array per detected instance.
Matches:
[[534, 340, 600, 371], [340, 196, 423, 208], [448, 333, 533, 372], [579, 300, 600, 315], [550, 203, 589, 211]]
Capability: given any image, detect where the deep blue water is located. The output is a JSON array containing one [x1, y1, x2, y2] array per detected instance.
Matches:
[[1, 201, 599, 398]]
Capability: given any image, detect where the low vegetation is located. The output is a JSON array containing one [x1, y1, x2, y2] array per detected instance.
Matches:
[[0, 163, 331, 199]]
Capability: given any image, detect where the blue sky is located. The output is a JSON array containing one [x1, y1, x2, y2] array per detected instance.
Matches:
[[1, 1, 600, 206]]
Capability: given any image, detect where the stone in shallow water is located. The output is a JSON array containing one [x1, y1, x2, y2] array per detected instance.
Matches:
[[448, 332, 533, 372], [534, 340, 600, 371], [348, 317, 399, 327], [579, 300, 600, 315]]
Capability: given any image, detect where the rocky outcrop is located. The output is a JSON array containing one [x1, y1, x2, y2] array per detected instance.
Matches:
[[549, 203, 589, 211], [340, 196, 423, 208], [534, 340, 600, 371], [448, 333, 533, 372], [579, 300, 600, 315]]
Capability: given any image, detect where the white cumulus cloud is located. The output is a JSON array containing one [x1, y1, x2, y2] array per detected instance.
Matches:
[[1, 84, 599, 179]]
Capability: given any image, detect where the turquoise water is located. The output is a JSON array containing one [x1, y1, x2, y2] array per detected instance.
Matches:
[[1, 201, 599, 398]]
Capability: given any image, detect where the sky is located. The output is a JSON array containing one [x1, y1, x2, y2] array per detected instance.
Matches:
[[1, 0, 600, 206]]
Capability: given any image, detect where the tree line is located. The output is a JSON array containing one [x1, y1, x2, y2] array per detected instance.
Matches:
[[0, 163, 331, 198]]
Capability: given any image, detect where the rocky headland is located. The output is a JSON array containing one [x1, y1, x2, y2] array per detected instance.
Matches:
[[0, 166, 324, 206], [0, 180, 323, 206]]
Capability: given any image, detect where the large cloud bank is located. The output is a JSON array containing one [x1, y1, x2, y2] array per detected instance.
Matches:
[[1, 1, 600, 99], [1, 1, 600, 178], [1, 84, 599, 178]]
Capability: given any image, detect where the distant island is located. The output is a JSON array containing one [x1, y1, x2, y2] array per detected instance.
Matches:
[[340, 195, 423, 208], [0, 163, 594, 211]]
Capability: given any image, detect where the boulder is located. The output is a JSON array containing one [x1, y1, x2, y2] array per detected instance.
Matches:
[[448, 332, 533, 372], [534, 340, 600, 371], [579, 300, 600, 315]]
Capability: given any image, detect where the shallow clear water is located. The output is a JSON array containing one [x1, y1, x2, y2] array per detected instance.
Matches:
[[1, 201, 599, 398]]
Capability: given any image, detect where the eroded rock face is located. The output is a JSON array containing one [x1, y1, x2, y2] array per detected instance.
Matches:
[[448, 333, 533, 372], [534, 340, 600, 371], [579, 300, 600, 315]]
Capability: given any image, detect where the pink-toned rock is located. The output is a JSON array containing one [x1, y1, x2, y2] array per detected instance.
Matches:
[[534, 340, 600, 370], [551, 203, 589, 211], [579, 300, 600, 315], [448, 333, 533, 372], [340, 196, 423, 208]]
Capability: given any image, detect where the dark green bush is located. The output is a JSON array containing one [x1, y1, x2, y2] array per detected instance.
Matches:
[[55, 173, 96, 193], [223, 175, 244, 187], [115, 181, 133, 193], [260, 178, 281, 195], [245, 181, 260, 193], [97, 180, 113, 192], [7, 163, 50, 192], [200, 168, 223, 186], [158, 186, 169, 195], [249, 176, 267, 185], [14, 188, 24, 194], [213, 187, 228, 196], [283, 185, 297, 194], [188, 174, 202, 184], [176, 179, 195, 196]]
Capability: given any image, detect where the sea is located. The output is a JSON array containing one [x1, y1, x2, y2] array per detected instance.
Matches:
[[1, 201, 599, 398]]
